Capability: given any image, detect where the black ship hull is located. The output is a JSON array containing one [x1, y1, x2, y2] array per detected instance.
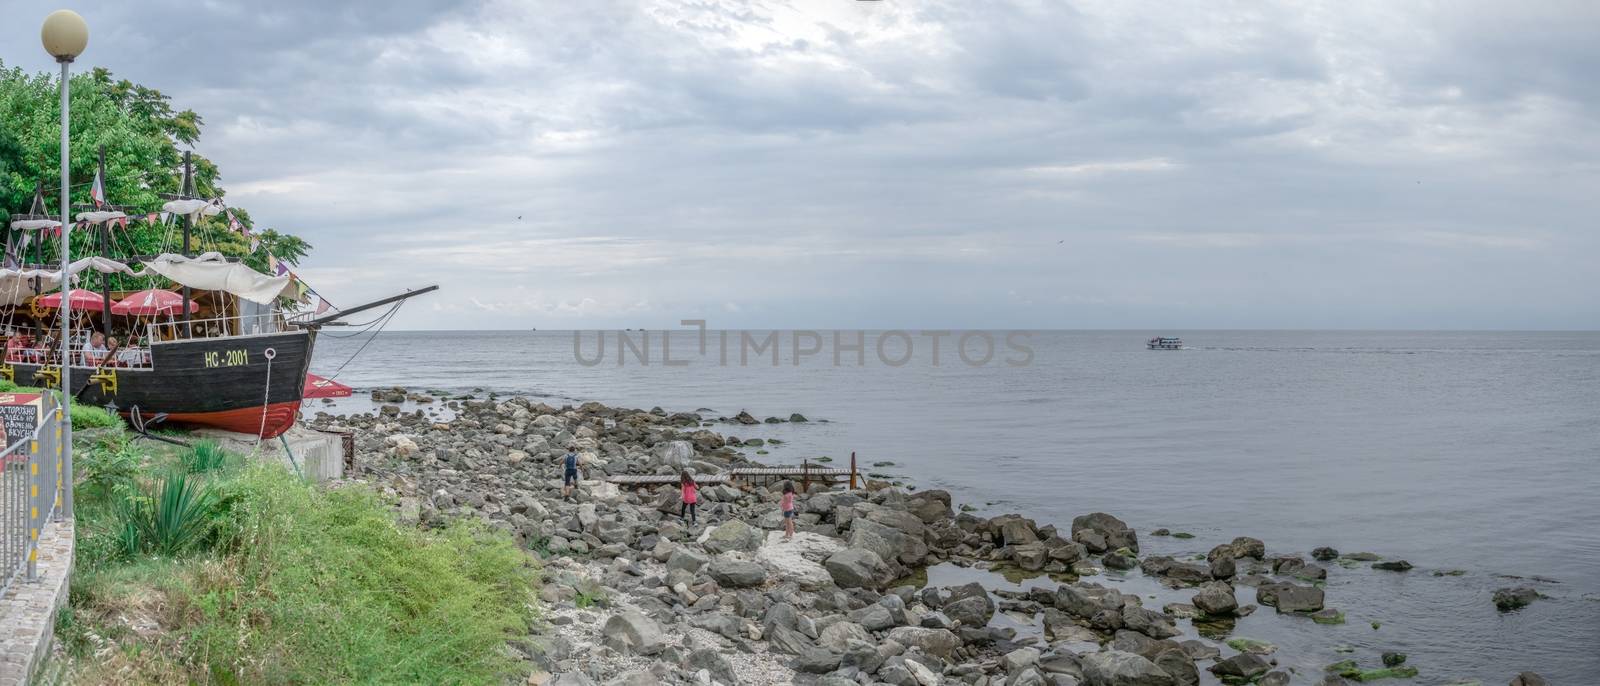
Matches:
[[6, 330, 313, 437]]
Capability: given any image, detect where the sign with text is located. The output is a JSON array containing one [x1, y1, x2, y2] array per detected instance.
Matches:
[[0, 392, 43, 453]]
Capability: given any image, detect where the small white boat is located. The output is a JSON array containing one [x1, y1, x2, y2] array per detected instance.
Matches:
[[1147, 337, 1183, 350]]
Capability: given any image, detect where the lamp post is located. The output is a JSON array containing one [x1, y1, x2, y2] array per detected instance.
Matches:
[[42, 9, 87, 519]]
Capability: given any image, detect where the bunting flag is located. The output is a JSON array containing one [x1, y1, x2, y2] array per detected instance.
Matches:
[[226, 209, 247, 235], [159, 211, 171, 224], [315, 296, 332, 315], [145, 212, 159, 224], [249, 235, 261, 253], [90, 167, 106, 208]]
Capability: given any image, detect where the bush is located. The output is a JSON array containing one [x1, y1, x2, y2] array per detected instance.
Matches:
[[115, 469, 225, 558], [71, 403, 122, 430]]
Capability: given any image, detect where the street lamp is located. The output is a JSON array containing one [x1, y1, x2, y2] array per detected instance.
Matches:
[[42, 9, 87, 519]]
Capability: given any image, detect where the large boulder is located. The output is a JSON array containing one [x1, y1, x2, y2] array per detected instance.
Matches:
[[702, 519, 763, 555], [1123, 606, 1181, 639], [1208, 653, 1270, 681], [1072, 512, 1139, 553], [1079, 650, 1176, 686], [848, 517, 928, 565], [942, 583, 995, 627], [1256, 581, 1324, 611], [885, 627, 960, 658], [824, 548, 890, 589], [708, 555, 768, 588], [652, 440, 694, 467], [602, 611, 666, 655], [905, 490, 954, 524], [1192, 584, 1238, 616], [1057, 582, 1125, 619], [817, 621, 872, 653], [754, 531, 842, 590]]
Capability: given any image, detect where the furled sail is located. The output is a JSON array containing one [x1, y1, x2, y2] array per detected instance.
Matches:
[[136, 252, 292, 305], [0, 257, 136, 305], [159, 199, 222, 218], [74, 210, 128, 224]]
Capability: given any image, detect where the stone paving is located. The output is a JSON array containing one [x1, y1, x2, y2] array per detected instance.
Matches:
[[0, 520, 73, 686]]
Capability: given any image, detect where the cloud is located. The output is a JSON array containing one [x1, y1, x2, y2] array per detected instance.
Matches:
[[2, 0, 1596, 329]]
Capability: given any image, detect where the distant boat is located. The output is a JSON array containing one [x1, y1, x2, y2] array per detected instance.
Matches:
[[1147, 337, 1183, 350]]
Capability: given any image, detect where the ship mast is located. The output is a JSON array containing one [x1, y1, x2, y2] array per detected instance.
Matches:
[[96, 146, 112, 337], [158, 151, 199, 338]]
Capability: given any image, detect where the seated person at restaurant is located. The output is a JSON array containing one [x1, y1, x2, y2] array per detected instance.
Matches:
[[83, 332, 109, 366]]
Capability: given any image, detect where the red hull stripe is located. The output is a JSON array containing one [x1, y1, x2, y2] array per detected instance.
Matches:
[[132, 401, 302, 438]]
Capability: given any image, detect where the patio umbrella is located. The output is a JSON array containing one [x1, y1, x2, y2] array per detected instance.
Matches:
[[111, 289, 198, 316], [34, 288, 108, 311], [304, 373, 353, 399]]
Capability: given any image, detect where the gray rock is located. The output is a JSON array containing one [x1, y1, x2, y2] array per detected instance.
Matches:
[[665, 548, 708, 574], [765, 623, 814, 655], [944, 593, 996, 628], [794, 647, 842, 674], [686, 648, 736, 684], [1191, 585, 1238, 616], [824, 548, 889, 589], [1057, 583, 1124, 619], [1494, 586, 1540, 611], [1511, 672, 1549, 686], [885, 627, 961, 658], [1079, 650, 1175, 686], [1178, 640, 1219, 661], [1228, 537, 1265, 560], [703, 519, 761, 554], [708, 556, 767, 587], [849, 603, 898, 631], [1004, 647, 1043, 673], [1207, 653, 1269, 681], [1259, 672, 1290, 686], [602, 610, 666, 655], [1072, 512, 1139, 553], [1122, 606, 1181, 639], [1311, 546, 1339, 561], [817, 621, 872, 653], [1273, 584, 1324, 613]]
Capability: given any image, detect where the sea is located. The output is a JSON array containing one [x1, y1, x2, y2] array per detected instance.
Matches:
[[312, 330, 1600, 682]]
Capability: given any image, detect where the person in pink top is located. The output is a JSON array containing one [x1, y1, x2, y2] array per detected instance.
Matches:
[[780, 481, 797, 541], [679, 471, 699, 526]]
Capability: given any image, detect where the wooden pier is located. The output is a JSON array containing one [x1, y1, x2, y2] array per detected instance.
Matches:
[[606, 453, 861, 491]]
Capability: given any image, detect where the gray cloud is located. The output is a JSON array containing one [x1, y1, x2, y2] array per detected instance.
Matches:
[[3, 0, 1596, 329]]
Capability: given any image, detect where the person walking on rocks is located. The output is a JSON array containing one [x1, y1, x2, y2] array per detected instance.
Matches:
[[781, 481, 798, 541], [561, 445, 582, 501], [679, 470, 699, 526]]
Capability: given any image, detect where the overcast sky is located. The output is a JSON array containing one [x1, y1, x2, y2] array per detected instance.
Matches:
[[5, 0, 1597, 330]]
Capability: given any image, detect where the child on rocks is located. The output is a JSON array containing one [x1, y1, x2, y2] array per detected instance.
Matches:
[[560, 445, 582, 501], [679, 471, 699, 526], [781, 481, 798, 541]]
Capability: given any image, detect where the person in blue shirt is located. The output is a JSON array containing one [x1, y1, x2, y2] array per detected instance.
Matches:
[[561, 446, 582, 501]]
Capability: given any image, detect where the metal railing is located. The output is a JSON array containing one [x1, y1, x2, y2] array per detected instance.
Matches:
[[145, 312, 285, 342], [3, 326, 153, 369], [0, 392, 65, 600]]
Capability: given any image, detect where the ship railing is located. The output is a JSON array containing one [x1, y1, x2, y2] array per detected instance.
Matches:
[[1, 327, 153, 370], [144, 312, 285, 343], [0, 392, 66, 601]]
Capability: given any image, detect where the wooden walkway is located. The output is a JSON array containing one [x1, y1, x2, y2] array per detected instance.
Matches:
[[606, 455, 861, 490]]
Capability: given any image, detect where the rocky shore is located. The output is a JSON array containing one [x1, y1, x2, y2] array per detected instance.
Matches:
[[310, 391, 1549, 686]]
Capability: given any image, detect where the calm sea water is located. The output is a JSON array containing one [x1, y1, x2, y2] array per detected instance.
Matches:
[[313, 330, 1600, 681]]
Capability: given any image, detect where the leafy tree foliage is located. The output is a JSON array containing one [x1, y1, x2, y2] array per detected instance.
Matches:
[[0, 61, 311, 285]]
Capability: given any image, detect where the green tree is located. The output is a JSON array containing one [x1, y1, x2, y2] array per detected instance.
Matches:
[[0, 61, 311, 287]]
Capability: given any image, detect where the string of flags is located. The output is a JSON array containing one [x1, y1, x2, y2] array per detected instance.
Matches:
[[268, 253, 334, 315]]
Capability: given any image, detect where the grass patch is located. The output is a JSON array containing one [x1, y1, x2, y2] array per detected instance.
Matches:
[[66, 450, 539, 684]]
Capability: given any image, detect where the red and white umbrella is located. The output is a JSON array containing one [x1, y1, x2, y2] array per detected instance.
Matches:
[[304, 373, 353, 399], [34, 288, 109, 311], [111, 289, 198, 316]]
